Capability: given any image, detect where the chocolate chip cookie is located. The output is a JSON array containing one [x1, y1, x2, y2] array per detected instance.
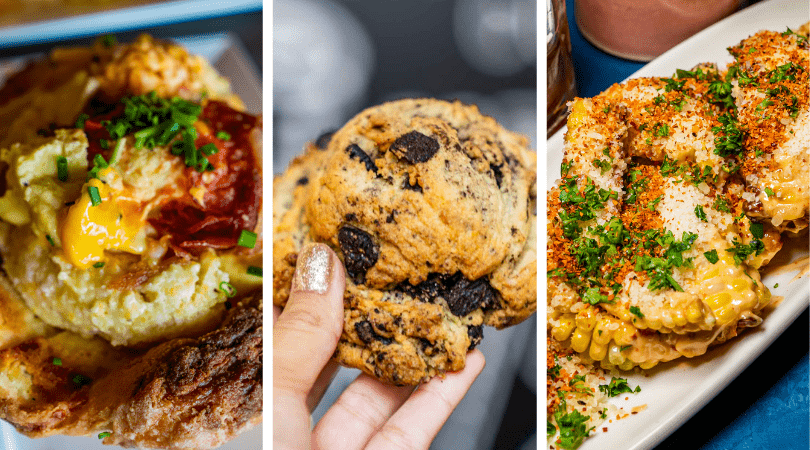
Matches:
[[273, 99, 536, 385]]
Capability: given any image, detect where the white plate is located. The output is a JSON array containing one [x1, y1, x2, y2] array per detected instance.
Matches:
[[547, 0, 809, 449], [0, 33, 262, 450]]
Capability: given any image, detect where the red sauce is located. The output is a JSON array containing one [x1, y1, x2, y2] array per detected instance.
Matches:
[[83, 100, 262, 259]]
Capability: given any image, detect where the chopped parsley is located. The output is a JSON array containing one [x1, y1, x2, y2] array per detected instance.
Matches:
[[599, 377, 641, 397], [582, 287, 612, 306], [694, 205, 707, 222], [782, 27, 808, 46], [634, 231, 697, 292], [569, 375, 594, 395], [704, 249, 719, 264], [707, 79, 735, 109], [749, 222, 764, 239], [712, 113, 745, 157], [712, 196, 732, 213], [726, 238, 765, 266], [557, 177, 617, 239], [629, 306, 645, 318], [553, 399, 594, 450]]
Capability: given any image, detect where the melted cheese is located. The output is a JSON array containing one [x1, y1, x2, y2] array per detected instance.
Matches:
[[61, 168, 145, 269]]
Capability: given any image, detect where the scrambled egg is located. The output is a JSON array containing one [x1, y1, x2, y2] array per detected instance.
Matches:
[[0, 130, 231, 346]]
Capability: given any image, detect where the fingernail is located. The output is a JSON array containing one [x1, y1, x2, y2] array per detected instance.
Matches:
[[292, 243, 332, 294]]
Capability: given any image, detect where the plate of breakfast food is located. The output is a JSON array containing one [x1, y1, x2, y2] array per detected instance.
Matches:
[[0, 33, 263, 449], [546, 0, 809, 449]]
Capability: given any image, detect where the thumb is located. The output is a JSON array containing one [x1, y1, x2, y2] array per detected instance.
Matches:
[[274, 243, 345, 398]]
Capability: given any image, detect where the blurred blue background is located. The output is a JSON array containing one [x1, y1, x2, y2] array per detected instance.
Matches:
[[273, 1, 537, 449]]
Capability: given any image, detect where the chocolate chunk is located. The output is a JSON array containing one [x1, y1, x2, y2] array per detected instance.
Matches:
[[467, 325, 484, 350], [296, 176, 309, 186], [491, 163, 504, 189], [398, 273, 496, 316], [444, 277, 495, 317], [355, 320, 392, 345], [315, 130, 336, 149], [338, 225, 379, 283], [399, 274, 446, 302], [346, 144, 379, 174], [344, 212, 358, 222], [402, 176, 423, 193], [390, 131, 439, 164]]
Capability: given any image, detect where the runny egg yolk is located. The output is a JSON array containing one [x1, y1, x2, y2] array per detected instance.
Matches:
[[61, 167, 144, 269]]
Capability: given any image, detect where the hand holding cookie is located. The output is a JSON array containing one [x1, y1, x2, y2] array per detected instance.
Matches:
[[273, 243, 485, 450]]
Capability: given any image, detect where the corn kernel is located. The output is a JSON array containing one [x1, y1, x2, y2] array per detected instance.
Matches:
[[575, 307, 598, 332], [686, 301, 704, 323], [571, 327, 592, 353], [552, 314, 575, 341], [608, 345, 626, 365], [589, 341, 608, 361], [639, 360, 658, 370], [592, 318, 614, 345]]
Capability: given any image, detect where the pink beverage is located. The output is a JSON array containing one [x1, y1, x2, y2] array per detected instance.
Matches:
[[575, 0, 741, 61]]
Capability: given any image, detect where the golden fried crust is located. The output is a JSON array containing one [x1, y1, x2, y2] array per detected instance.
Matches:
[[0, 274, 53, 350], [0, 35, 240, 109], [0, 291, 262, 449]]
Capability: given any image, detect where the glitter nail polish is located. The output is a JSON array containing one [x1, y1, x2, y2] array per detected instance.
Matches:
[[292, 243, 332, 294]]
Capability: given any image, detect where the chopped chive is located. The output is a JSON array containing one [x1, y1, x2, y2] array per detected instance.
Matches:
[[110, 138, 126, 165], [52, 357, 62, 366], [216, 131, 231, 140], [75, 113, 89, 129], [199, 143, 219, 155], [219, 281, 237, 298], [46, 234, 56, 247], [196, 157, 211, 172], [99, 139, 109, 150], [247, 266, 262, 277], [57, 156, 68, 182], [93, 262, 105, 268], [171, 109, 197, 127], [72, 374, 93, 386], [93, 154, 109, 169], [237, 230, 257, 249], [98, 431, 111, 439], [88, 186, 102, 206]]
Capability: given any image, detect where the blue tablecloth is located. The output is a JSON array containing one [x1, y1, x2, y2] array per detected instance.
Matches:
[[564, 0, 810, 448]]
